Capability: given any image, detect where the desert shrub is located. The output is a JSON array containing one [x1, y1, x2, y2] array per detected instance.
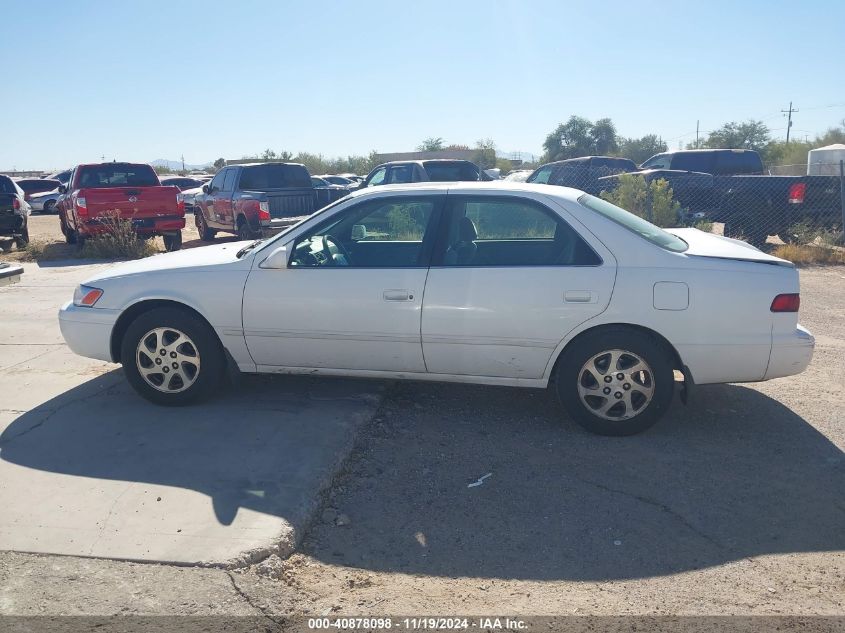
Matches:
[[79, 211, 158, 259], [600, 174, 681, 227], [694, 219, 714, 233], [772, 244, 845, 265]]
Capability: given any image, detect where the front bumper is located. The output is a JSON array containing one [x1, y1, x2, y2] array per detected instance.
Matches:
[[765, 324, 815, 380], [59, 301, 122, 363]]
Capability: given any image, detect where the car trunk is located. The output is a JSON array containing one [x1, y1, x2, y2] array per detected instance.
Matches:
[[667, 228, 793, 266], [0, 193, 21, 231]]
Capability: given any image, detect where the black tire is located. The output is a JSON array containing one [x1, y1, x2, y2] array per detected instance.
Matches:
[[237, 217, 255, 241], [44, 200, 56, 214], [195, 211, 216, 242], [555, 327, 675, 436], [63, 218, 78, 244], [120, 307, 225, 406], [14, 227, 29, 249], [163, 231, 182, 252]]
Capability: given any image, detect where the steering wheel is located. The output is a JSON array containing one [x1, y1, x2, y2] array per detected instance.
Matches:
[[321, 234, 352, 266]]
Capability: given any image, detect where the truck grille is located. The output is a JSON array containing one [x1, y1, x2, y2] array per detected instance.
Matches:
[[268, 194, 315, 218]]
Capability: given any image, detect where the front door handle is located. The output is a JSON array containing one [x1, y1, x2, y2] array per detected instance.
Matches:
[[564, 290, 597, 303], [383, 289, 414, 301]]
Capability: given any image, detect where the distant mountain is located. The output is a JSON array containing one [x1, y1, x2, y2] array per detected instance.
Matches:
[[150, 158, 213, 171]]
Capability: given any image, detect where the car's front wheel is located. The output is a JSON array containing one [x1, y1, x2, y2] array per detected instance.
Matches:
[[120, 307, 225, 406], [555, 328, 675, 436]]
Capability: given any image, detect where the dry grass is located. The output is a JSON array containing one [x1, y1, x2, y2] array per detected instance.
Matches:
[[79, 211, 159, 260], [772, 244, 845, 265]]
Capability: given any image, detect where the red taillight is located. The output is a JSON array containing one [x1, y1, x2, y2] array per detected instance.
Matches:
[[258, 201, 270, 221], [788, 182, 806, 204], [12, 198, 20, 210], [176, 193, 185, 215], [771, 293, 800, 312], [75, 196, 87, 217]]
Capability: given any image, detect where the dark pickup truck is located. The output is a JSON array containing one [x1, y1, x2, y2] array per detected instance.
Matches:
[[529, 150, 843, 246], [0, 175, 30, 247], [194, 162, 315, 241]]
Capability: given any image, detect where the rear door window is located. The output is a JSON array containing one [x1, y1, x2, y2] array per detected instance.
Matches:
[[714, 151, 763, 175], [436, 196, 601, 267]]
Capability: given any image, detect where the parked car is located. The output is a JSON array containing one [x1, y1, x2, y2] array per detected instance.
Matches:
[[359, 160, 482, 188], [312, 176, 350, 209], [317, 174, 357, 189], [640, 149, 765, 175], [44, 170, 72, 185], [28, 188, 62, 214], [529, 151, 843, 246], [15, 178, 62, 202], [58, 182, 813, 436], [159, 176, 206, 191], [504, 170, 533, 182], [57, 162, 185, 251], [0, 175, 30, 247], [193, 163, 315, 242]]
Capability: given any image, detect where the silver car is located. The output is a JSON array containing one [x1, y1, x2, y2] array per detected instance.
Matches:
[[28, 189, 61, 213]]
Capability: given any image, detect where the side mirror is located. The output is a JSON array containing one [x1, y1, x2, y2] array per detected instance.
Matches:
[[58, 185, 67, 194], [202, 185, 209, 193], [259, 245, 288, 269]]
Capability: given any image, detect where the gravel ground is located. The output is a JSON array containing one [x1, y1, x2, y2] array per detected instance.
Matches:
[[1, 214, 843, 624]]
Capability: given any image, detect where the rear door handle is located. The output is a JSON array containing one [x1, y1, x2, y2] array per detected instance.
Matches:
[[564, 290, 597, 303], [383, 289, 414, 302]]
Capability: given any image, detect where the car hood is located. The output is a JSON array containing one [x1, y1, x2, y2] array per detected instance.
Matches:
[[667, 228, 792, 266], [83, 241, 253, 285]]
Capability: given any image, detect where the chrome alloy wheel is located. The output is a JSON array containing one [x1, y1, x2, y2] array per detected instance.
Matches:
[[135, 327, 201, 393], [576, 349, 655, 421]]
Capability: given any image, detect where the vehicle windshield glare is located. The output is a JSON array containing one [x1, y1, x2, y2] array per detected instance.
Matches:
[[578, 193, 688, 253]]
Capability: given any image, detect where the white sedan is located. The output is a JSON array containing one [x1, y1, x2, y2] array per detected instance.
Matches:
[[58, 183, 814, 436]]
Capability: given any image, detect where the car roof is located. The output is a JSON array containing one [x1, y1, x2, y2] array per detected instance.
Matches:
[[233, 162, 307, 168], [346, 180, 584, 202]]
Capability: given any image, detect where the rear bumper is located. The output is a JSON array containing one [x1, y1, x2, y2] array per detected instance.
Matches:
[[0, 213, 26, 234], [765, 325, 815, 380], [79, 215, 185, 236], [58, 301, 121, 363], [260, 215, 309, 236]]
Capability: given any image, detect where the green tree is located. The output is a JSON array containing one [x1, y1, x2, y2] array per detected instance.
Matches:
[[473, 138, 497, 169], [591, 118, 619, 155], [417, 137, 445, 152], [212, 158, 226, 170], [619, 134, 668, 164], [542, 116, 620, 161], [261, 148, 277, 160], [703, 120, 770, 152], [600, 174, 681, 228]]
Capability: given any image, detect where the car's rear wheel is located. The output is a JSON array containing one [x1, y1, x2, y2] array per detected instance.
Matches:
[[43, 200, 56, 214], [555, 328, 675, 436], [237, 218, 255, 241], [120, 307, 225, 406], [14, 227, 29, 249], [195, 211, 216, 241]]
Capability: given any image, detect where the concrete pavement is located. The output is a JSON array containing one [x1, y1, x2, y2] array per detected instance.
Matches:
[[0, 259, 382, 566]]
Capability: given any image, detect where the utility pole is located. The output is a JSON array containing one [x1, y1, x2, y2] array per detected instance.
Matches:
[[181, 154, 185, 173], [781, 102, 798, 143], [695, 120, 699, 147]]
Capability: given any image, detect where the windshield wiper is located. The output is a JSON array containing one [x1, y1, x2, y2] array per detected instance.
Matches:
[[237, 239, 266, 258]]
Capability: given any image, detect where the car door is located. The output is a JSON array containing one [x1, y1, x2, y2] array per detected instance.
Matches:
[[421, 192, 617, 379], [204, 170, 226, 227], [242, 193, 445, 372]]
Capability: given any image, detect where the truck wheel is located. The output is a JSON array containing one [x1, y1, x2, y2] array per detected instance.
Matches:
[[237, 219, 255, 241], [195, 212, 216, 242], [15, 228, 30, 249], [44, 200, 56, 214], [163, 231, 183, 252], [120, 306, 225, 406], [555, 328, 675, 436]]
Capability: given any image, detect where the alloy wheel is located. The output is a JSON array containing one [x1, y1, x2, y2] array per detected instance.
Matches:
[[135, 327, 201, 393], [576, 349, 655, 421]]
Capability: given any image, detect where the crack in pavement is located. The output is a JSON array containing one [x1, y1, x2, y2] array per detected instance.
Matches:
[[568, 472, 729, 552], [0, 345, 63, 373], [0, 376, 122, 446], [226, 571, 289, 630]]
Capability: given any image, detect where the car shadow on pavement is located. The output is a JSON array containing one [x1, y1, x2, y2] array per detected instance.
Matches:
[[298, 381, 845, 581], [0, 370, 381, 527]]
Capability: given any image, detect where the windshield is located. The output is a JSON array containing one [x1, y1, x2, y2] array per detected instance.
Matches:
[[239, 164, 311, 190], [578, 194, 688, 253]]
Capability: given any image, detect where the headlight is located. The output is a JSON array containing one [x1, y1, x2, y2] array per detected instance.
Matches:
[[73, 285, 104, 307]]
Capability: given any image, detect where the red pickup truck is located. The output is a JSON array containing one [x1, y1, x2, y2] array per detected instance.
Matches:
[[58, 162, 185, 251]]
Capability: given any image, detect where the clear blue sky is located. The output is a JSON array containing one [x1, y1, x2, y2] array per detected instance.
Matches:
[[4, 0, 844, 171]]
